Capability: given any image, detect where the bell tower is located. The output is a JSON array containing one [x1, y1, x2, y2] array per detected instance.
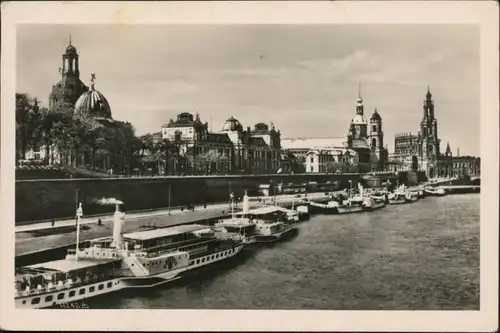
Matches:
[[62, 34, 80, 78], [419, 86, 440, 178], [369, 108, 384, 170], [49, 35, 88, 111]]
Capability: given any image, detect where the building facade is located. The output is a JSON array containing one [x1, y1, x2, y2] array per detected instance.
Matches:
[[160, 114, 283, 174], [282, 84, 387, 173], [391, 87, 479, 178], [437, 143, 481, 177], [161, 112, 234, 175], [305, 148, 359, 173], [28, 39, 114, 170]]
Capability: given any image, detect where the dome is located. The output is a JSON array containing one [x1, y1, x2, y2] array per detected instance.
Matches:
[[66, 44, 77, 54], [254, 123, 269, 131], [222, 116, 243, 132], [371, 108, 381, 121], [351, 114, 368, 125], [74, 87, 112, 121]]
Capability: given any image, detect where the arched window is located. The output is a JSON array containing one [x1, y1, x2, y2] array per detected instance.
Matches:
[[371, 138, 377, 149]]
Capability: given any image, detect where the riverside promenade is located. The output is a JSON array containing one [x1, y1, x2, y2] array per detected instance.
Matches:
[[16, 192, 330, 257]]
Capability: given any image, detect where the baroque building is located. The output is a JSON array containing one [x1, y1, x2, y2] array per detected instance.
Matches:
[[391, 87, 440, 177], [27, 38, 114, 170], [281, 83, 387, 173], [438, 143, 481, 178], [161, 112, 233, 174], [391, 86, 480, 178], [161, 113, 282, 174]]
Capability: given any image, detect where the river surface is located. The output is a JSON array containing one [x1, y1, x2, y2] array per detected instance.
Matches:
[[89, 194, 479, 310]]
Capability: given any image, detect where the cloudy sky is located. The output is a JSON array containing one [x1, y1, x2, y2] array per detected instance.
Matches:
[[17, 24, 479, 156]]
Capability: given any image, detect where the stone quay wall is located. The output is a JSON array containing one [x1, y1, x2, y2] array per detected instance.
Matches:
[[16, 174, 362, 222]]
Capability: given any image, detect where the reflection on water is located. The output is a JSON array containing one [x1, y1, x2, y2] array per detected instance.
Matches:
[[89, 194, 479, 310]]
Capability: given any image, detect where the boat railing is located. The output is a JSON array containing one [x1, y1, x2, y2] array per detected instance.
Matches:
[[15, 273, 119, 298]]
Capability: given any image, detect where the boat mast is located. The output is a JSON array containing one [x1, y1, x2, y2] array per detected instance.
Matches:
[[75, 202, 83, 261]]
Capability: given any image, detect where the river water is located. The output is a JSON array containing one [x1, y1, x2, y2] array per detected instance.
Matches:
[[89, 194, 479, 310]]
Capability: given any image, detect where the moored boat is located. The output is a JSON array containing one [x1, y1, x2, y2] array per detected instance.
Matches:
[[424, 186, 447, 196], [362, 197, 387, 211], [309, 201, 340, 214], [15, 200, 244, 309], [388, 192, 407, 204]]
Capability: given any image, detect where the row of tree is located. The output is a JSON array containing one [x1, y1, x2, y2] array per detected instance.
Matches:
[[16, 93, 239, 176], [16, 93, 141, 175]]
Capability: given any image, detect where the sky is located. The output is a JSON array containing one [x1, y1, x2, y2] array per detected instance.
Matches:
[[16, 24, 480, 156]]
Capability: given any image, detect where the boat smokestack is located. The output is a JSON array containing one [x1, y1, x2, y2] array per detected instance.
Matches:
[[111, 203, 125, 248], [243, 190, 250, 215]]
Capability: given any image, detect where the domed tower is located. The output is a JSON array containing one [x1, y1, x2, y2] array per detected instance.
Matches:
[[74, 73, 113, 123], [369, 108, 384, 167], [350, 82, 368, 139], [49, 35, 89, 111]]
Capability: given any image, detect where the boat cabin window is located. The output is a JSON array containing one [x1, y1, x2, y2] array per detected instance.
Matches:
[[57, 293, 65, 300], [89, 286, 95, 293], [31, 297, 40, 305], [98, 284, 104, 290], [79, 288, 85, 295], [107, 282, 112, 288], [45, 295, 53, 302], [69, 290, 76, 297]]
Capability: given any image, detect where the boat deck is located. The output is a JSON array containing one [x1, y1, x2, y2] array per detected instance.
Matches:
[[23, 258, 120, 273]]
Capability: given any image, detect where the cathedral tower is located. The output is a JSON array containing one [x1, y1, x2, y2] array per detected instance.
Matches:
[[419, 86, 440, 177], [49, 36, 89, 111]]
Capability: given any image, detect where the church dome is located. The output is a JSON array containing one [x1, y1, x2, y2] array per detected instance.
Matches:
[[254, 123, 269, 131], [222, 116, 243, 132], [66, 44, 77, 54], [371, 108, 381, 121], [351, 114, 368, 125], [74, 84, 112, 121]]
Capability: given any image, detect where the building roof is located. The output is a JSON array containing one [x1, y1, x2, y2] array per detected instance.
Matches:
[[351, 114, 368, 125], [25, 258, 119, 273], [281, 137, 346, 150], [206, 133, 233, 144], [74, 85, 112, 121], [122, 224, 208, 241], [248, 137, 268, 147], [306, 147, 358, 156], [351, 139, 371, 150], [222, 116, 243, 132], [164, 112, 205, 129]]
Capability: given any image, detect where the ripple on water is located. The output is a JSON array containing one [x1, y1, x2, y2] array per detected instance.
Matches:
[[87, 194, 479, 310]]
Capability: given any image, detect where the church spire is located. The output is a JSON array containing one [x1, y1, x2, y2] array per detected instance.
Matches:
[[445, 141, 451, 156], [69, 33, 72, 46], [356, 80, 364, 115]]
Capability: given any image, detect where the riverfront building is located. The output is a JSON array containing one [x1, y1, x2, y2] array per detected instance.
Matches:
[[391, 87, 480, 178], [161, 113, 283, 174], [27, 38, 115, 170], [282, 84, 388, 173]]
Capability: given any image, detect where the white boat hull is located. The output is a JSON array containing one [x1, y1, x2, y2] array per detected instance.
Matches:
[[15, 244, 245, 309]]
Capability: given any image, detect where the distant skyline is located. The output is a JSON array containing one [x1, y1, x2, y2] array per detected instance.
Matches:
[[16, 24, 480, 156]]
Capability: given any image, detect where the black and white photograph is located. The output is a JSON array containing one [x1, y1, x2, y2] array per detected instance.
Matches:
[[1, 1, 498, 331]]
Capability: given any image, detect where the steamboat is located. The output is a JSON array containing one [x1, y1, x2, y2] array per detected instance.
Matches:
[[15, 200, 244, 309], [214, 194, 296, 244]]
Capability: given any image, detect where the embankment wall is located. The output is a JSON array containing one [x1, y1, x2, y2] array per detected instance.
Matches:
[[16, 174, 362, 222]]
